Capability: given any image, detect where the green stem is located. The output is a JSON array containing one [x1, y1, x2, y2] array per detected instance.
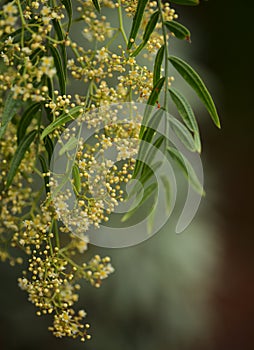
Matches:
[[16, 0, 26, 47], [59, 252, 83, 271], [117, 0, 128, 45], [70, 43, 86, 68]]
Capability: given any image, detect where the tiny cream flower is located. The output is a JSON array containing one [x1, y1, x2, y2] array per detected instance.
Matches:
[[3, 2, 18, 15], [5, 16, 17, 26], [96, 47, 108, 62]]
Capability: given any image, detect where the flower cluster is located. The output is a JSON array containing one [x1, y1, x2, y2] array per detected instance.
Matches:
[[0, 0, 180, 343], [0, 120, 114, 341], [0, 122, 36, 265], [0, 0, 67, 102], [51, 118, 139, 234]]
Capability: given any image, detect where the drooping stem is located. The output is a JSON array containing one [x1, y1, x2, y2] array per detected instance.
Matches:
[[117, 0, 128, 45]]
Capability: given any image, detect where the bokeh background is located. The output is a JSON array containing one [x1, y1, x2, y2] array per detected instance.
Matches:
[[1, 0, 254, 349]]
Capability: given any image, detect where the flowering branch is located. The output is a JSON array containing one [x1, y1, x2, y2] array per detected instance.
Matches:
[[0, 0, 219, 343]]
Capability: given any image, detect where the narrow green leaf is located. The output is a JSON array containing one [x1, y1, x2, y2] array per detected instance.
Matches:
[[167, 146, 204, 195], [0, 92, 20, 139], [168, 87, 197, 131], [61, 0, 72, 32], [168, 116, 196, 152], [133, 134, 165, 179], [153, 45, 165, 86], [142, 108, 164, 144], [44, 135, 54, 164], [143, 11, 159, 42], [39, 155, 50, 194], [53, 19, 67, 79], [6, 130, 37, 189], [127, 0, 149, 50], [72, 163, 81, 193], [131, 42, 145, 58], [168, 56, 221, 128], [121, 183, 157, 222], [145, 134, 165, 165], [194, 132, 201, 154], [128, 161, 162, 199], [41, 106, 83, 139], [46, 77, 53, 100], [164, 20, 191, 41], [131, 11, 160, 57], [134, 132, 165, 179], [140, 77, 165, 137], [141, 161, 162, 185], [168, 88, 201, 152], [147, 77, 165, 107], [17, 102, 41, 144], [170, 0, 199, 5], [49, 44, 66, 95], [134, 79, 165, 179], [92, 0, 100, 12], [53, 19, 64, 41]]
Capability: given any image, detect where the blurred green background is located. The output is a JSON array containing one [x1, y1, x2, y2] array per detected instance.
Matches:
[[1, 0, 254, 349]]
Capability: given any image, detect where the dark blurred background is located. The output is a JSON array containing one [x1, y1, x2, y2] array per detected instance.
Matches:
[[1, 0, 254, 349]]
